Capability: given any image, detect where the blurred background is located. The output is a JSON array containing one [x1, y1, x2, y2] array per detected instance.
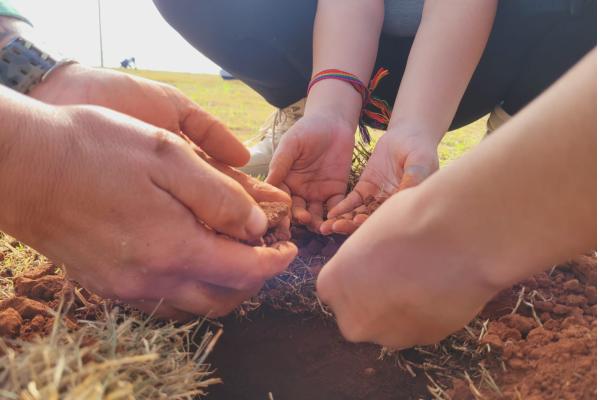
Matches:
[[16, 0, 220, 73]]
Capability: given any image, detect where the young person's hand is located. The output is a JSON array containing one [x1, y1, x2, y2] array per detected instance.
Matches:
[[266, 112, 356, 231], [318, 51, 597, 348], [0, 92, 297, 320], [29, 63, 250, 168], [317, 190, 497, 348], [322, 127, 439, 235]]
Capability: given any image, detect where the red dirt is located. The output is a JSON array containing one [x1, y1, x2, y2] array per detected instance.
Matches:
[[0, 264, 105, 341], [450, 254, 597, 399], [259, 201, 292, 245], [209, 309, 429, 400]]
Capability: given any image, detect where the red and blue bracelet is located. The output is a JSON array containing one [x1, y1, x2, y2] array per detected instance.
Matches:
[[307, 68, 391, 143]]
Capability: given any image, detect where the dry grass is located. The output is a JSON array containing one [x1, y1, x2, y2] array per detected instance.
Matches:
[[0, 233, 48, 301], [0, 305, 222, 400], [239, 255, 329, 318], [0, 234, 222, 399], [381, 317, 503, 398]]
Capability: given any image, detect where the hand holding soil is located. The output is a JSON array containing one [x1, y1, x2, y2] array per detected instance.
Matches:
[[323, 131, 439, 235], [266, 112, 356, 232], [0, 95, 297, 320]]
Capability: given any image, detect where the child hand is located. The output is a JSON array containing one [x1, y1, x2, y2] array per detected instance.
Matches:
[[266, 112, 356, 232], [322, 130, 439, 235]]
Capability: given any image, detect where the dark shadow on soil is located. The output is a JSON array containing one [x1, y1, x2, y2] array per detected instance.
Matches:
[[207, 307, 429, 400]]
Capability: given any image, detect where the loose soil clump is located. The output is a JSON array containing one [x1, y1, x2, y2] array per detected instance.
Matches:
[[260, 201, 292, 245], [467, 255, 597, 400], [0, 263, 104, 341]]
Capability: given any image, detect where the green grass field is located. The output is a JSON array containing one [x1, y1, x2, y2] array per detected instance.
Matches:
[[128, 69, 487, 166]]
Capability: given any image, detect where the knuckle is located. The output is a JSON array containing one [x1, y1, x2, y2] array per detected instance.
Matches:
[[238, 268, 267, 291], [337, 317, 368, 343], [151, 129, 184, 156], [210, 302, 236, 318]]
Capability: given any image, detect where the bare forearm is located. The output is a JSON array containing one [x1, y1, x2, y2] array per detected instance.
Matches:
[[416, 50, 596, 287], [306, 0, 384, 123], [0, 86, 65, 235], [388, 0, 497, 141]]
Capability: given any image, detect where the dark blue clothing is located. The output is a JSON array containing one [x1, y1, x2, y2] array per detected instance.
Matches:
[[154, 0, 595, 129]]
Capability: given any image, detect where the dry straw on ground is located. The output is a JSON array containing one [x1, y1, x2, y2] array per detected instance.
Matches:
[[0, 305, 221, 400]]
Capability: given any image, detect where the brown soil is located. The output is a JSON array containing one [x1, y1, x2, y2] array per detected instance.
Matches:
[[449, 254, 597, 399], [0, 264, 105, 342], [260, 201, 292, 245], [209, 309, 429, 400]]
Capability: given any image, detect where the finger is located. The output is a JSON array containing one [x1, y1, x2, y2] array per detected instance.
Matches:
[[180, 234, 298, 290], [153, 143, 268, 240], [397, 163, 432, 191], [292, 196, 312, 225], [266, 137, 300, 187], [320, 218, 336, 235], [128, 300, 195, 321], [326, 194, 346, 214], [179, 102, 250, 167], [328, 190, 364, 219], [207, 160, 291, 205], [166, 280, 261, 318], [353, 213, 369, 226], [332, 219, 360, 235], [308, 201, 324, 232]]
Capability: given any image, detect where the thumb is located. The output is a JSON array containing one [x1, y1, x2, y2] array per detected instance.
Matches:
[[397, 161, 432, 191], [153, 141, 268, 241], [266, 138, 299, 187], [179, 100, 250, 167]]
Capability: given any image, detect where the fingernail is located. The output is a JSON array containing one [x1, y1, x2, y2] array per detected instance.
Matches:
[[246, 205, 268, 237]]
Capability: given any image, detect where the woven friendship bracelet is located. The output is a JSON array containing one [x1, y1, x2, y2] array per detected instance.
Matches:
[[307, 68, 391, 143]]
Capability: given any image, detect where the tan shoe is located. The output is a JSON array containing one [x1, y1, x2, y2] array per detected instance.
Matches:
[[240, 98, 306, 177], [486, 105, 512, 135]]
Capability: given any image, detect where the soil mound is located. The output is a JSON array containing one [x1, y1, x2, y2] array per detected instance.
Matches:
[[0, 264, 104, 341], [450, 255, 597, 399]]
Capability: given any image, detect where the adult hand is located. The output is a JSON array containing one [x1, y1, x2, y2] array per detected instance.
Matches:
[[266, 112, 356, 231], [316, 191, 498, 349], [1, 101, 297, 320], [29, 63, 250, 168], [322, 128, 439, 235]]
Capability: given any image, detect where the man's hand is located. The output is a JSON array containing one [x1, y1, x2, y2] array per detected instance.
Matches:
[[321, 128, 439, 235], [266, 112, 355, 231], [0, 94, 297, 320], [29, 63, 250, 168]]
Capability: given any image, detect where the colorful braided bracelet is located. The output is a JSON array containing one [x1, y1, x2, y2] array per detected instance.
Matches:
[[307, 68, 391, 143]]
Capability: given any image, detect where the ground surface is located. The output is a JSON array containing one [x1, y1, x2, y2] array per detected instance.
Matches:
[[0, 70, 595, 399]]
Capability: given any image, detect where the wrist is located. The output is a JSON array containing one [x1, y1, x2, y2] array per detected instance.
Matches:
[[0, 91, 71, 240], [305, 79, 363, 127], [28, 61, 84, 103], [387, 118, 446, 146]]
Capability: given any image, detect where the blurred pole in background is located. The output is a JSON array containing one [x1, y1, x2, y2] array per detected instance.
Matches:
[[97, 0, 104, 67]]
